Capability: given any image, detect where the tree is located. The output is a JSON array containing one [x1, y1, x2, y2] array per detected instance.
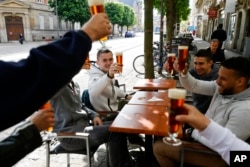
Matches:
[[154, 0, 190, 41], [48, 0, 91, 27], [105, 2, 124, 35], [144, 0, 154, 79], [119, 5, 136, 36]]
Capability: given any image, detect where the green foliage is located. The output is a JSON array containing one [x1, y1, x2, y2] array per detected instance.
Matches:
[[48, 0, 91, 25], [153, 0, 190, 20], [105, 2, 124, 25]]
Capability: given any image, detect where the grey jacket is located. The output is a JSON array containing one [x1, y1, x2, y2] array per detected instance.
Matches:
[[180, 73, 250, 146], [51, 81, 99, 133], [88, 65, 126, 111]]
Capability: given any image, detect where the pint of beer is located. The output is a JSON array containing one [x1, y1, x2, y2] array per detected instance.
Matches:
[[167, 53, 175, 76], [178, 46, 188, 71], [115, 51, 123, 73], [168, 88, 187, 134], [40, 101, 53, 132], [83, 54, 90, 69], [88, 0, 107, 41]]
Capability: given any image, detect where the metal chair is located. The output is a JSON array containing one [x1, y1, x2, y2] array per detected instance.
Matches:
[[45, 132, 108, 167]]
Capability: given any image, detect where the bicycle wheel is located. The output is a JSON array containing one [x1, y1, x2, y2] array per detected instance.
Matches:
[[133, 55, 145, 75]]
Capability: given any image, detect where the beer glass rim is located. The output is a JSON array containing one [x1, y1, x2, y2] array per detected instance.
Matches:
[[168, 88, 187, 99], [178, 45, 188, 49], [115, 51, 123, 55], [88, 0, 104, 6], [167, 53, 176, 57]]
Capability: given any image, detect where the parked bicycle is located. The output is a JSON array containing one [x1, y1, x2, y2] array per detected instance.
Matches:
[[133, 42, 168, 75]]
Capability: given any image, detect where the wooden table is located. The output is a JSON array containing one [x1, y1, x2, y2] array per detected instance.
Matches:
[[128, 91, 169, 106], [109, 104, 168, 136], [133, 78, 176, 91], [109, 104, 169, 167]]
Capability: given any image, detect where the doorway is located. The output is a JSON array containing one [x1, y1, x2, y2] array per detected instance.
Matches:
[[5, 16, 24, 41]]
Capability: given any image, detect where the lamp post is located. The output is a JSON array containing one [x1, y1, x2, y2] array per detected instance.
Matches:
[[55, 0, 60, 38]]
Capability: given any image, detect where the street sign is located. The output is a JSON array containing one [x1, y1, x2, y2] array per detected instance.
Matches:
[[208, 8, 217, 19]]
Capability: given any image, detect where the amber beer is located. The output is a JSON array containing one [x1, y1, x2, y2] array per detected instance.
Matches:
[[40, 101, 53, 132], [83, 54, 90, 69], [168, 88, 187, 134], [116, 51, 123, 73], [178, 46, 188, 71], [88, 0, 107, 41], [167, 53, 175, 76]]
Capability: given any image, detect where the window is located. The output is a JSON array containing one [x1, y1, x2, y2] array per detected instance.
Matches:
[[49, 16, 54, 29], [39, 15, 45, 29], [37, 0, 42, 3]]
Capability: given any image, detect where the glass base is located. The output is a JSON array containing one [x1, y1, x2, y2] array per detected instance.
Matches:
[[163, 136, 182, 146]]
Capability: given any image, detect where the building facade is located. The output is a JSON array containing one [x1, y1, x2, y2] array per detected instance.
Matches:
[[191, 0, 250, 54], [0, 0, 71, 42]]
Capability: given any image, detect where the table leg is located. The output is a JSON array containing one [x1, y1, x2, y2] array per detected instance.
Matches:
[[144, 135, 159, 167]]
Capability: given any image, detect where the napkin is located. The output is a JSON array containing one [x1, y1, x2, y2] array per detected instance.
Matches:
[[147, 96, 164, 102]]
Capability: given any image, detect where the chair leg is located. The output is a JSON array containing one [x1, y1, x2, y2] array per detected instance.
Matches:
[[86, 137, 91, 167], [67, 153, 70, 167], [46, 141, 50, 167]]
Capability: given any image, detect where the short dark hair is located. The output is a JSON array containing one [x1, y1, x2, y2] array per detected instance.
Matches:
[[218, 24, 223, 29], [221, 57, 250, 78], [195, 49, 213, 61], [97, 49, 112, 59]]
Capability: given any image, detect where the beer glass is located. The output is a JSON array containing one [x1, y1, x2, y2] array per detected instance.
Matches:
[[163, 88, 187, 146], [88, 0, 107, 47], [83, 54, 90, 70], [40, 101, 53, 132], [167, 53, 175, 77], [115, 51, 123, 74], [178, 46, 188, 72]]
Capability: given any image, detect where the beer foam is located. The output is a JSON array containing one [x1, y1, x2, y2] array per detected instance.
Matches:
[[115, 51, 123, 55], [178, 46, 188, 50], [168, 88, 187, 99], [168, 53, 175, 57], [88, 0, 104, 6]]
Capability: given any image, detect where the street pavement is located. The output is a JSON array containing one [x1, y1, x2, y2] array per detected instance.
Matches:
[[0, 37, 243, 167]]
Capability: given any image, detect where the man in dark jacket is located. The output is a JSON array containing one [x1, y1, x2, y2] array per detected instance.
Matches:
[[211, 24, 227, 50], [189, 49, 219, 114], [0, 13, 111, 165]]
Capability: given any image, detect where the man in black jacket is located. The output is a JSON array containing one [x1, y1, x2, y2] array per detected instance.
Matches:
[[0, 13, 111, 165]]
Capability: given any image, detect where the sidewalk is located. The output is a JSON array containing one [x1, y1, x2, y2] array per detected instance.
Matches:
[[192, 37, 243, 59]]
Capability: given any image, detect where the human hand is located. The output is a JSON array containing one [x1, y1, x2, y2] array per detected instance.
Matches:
[[29, 108, 55, 132], [108, 63, 121, 78], [173, 59, 189, 75], [93, 116, 103, 126], [175, 104, 210, 131], [82, 13, 111, 41]]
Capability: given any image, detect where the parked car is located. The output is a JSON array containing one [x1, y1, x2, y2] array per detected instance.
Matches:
[[125, 31, 135, 38], [178, 32, 194, 42]]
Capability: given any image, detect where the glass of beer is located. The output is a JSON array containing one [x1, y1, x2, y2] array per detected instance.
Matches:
[[115, 51, 123, 74], [167, 53, 175, 78], [178, 46, 188, 72], [88, 0, 107, 46], [163, 88, 187, 146], [40, 101, 53, 132], [83, 54, 90, 70]]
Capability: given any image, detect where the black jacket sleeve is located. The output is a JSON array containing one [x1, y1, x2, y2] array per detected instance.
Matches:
[[0, 30, 92, 131], [0, 121, 42, 166]]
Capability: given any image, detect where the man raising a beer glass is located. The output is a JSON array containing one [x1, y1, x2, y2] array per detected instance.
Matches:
[[153, 56, 250, 167]]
